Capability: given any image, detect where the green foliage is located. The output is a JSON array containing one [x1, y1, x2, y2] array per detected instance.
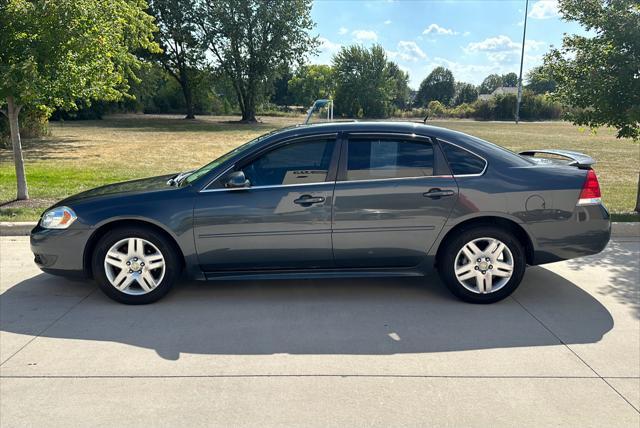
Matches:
[[543, 0, 640, 139], [386, 62, 411, 110], [332, 45, 400, 118], [0, 107, 49, 146], [0, 0, 160, 111], [452, 82, 479, 106], [415, 67, 455, 107], [427, 100, 446, 118], [501, 72, 519, 87], [288, 65, 335, 107], [478, 73, 518, 94], [526, 65, 557, 94], [197, 0, 318, 122], [148, 0, 205, 118], [479, 74, 503, 94], [470, 92, 562, 121]]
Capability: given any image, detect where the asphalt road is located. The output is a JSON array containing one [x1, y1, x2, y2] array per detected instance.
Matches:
[[1, 236, 638, 427]]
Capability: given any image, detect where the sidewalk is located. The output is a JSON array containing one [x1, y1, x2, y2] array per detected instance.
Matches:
[[1, 236, 638, 427]]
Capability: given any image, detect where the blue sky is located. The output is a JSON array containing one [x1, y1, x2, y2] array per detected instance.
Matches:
[[309, 0, 584, 88]]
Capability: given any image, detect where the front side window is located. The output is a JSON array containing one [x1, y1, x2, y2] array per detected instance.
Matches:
[[241, 139, 335, 187], [346, 139, 434, 181], [441, 142, 486, 176]]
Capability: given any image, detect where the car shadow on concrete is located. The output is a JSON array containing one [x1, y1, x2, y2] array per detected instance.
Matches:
[[0, 267, 613, 360]]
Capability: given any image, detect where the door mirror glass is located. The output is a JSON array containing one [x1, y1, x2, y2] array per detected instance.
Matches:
[[225, 171, 251, 188]]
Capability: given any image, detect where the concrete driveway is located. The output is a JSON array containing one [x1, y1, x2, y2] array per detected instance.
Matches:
[[1, 236, 638, 427]]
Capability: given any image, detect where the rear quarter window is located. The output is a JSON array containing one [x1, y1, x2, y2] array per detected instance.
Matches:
[[441, 143, 486, 176]]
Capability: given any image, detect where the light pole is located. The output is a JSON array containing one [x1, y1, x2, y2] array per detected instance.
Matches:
[[515, 0, 529, 124]]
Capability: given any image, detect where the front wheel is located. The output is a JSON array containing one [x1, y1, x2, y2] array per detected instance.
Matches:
[[438, 226, 526, 303], [92, 227, 180, 304]]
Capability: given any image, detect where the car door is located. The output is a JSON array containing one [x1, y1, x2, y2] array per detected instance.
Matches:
[[193, 135, 339, 272], [332, 133, 458, 268]]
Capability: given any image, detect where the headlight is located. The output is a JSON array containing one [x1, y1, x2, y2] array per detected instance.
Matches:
[[40, 206, 77, 229]]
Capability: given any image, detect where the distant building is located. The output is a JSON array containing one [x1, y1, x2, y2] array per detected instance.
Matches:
[[478, 86, 518, 101]]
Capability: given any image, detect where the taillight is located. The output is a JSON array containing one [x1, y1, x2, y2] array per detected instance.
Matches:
[[577, 169, 602, 205]]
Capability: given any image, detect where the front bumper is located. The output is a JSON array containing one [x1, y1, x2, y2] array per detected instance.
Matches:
[[30, 224, 93, 278]]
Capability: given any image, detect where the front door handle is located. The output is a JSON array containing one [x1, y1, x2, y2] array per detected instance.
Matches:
[[423, 188, 455, 199], [294, 195, 325, 205]]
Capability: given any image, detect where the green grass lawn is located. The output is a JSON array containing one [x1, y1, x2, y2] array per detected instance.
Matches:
[[1, 114, 638, 221]]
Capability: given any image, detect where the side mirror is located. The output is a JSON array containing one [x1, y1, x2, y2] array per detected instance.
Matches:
[[225, 171, 250, 189]]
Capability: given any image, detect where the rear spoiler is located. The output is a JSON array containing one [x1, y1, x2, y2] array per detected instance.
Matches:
[[518, 149, 595, 169]]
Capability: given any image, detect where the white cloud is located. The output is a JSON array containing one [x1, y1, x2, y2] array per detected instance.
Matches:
[[528, 0, 559, 19], [352, 29, 378, 41], [423, 23, 457, 36], [466, 35, 520, 52], [338, 27, 348, 35], [387, 40, 427, 62], [463, 35, 547, 69], [463, 31, 471, 37], [318, 37, 341, 53], [384, 19, 392, 25]]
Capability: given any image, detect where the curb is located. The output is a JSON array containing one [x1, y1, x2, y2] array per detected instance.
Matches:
[[1, 221, 639, 238], [0, 222, 36, 236]]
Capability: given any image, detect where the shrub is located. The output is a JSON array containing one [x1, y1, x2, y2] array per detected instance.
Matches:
[[0, 107, 50, 148]]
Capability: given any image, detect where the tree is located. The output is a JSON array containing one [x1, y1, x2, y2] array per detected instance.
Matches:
[[543, 0, 639, 140], [271, 65, 294, 106], [386, 62, 411, 111], [479, 74, 503, 94], [149, 0, 204, 119], [0, 0, 159, 200], [197, 0, 318, 122], [526, 65, 557, 94], [452, 82, 479, 106], [288, 65, 335, 107], [415, 67, 455, 107], [501, 72, 518, 87], [332, 45, 397, 118]]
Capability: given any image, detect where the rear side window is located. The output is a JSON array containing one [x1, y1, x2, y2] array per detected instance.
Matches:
[[347, 139, 434, 181], [441, 143, 486, 176]]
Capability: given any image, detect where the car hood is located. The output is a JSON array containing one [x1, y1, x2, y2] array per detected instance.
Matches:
[[57, 174, 178, 206]]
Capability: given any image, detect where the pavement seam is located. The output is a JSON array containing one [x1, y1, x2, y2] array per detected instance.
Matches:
[[511, 295, 640, 414], [1, 375, 638, 379], [0, 289, 95, 368]]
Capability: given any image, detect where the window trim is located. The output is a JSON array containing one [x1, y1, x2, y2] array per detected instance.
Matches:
[[199, 133, 340, 193], [437, 138, 488, 178], [338, 132, 444, 183]]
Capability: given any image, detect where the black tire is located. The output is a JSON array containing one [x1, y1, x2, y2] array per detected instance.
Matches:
[[437, 226, 526, 304], [92, 226, 180, 304]]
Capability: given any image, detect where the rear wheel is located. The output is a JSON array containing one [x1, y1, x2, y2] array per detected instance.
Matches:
[[438, 226, 526, 303], [92, 227, 180, 304]]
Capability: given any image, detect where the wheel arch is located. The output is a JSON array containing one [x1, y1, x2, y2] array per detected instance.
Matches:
[[435, 216, 535, 267], [83, 218, 186, 278]]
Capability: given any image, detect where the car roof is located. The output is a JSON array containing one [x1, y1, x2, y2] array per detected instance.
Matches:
[[272, 121, 458, 139]]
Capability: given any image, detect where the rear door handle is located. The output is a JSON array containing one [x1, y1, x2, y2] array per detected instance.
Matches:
[[423, 188, 455, 199], [294, 195, 325, 205]]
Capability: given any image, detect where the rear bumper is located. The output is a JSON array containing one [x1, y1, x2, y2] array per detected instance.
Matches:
[[30, 224, 91, 278], [529, 204, 611, 265]]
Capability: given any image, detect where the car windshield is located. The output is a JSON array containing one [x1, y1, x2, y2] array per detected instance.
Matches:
[[179, 130, 280, 186]]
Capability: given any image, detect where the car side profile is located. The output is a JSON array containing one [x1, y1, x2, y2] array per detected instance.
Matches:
[[30, 122, 611, 304]]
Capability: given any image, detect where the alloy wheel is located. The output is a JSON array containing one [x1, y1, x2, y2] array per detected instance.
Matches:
[[103, 237, 166, 295], [453, 237, 514, 294]]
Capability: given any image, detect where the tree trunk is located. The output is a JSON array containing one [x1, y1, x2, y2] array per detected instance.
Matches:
[[635, 172, 640, 213], [7, 96, 29, 200], [241, 90, 257, 123], [180, 77, 195, 120]]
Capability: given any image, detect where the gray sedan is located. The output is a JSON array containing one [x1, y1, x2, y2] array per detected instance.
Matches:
[[30, 122, 610, 304]]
